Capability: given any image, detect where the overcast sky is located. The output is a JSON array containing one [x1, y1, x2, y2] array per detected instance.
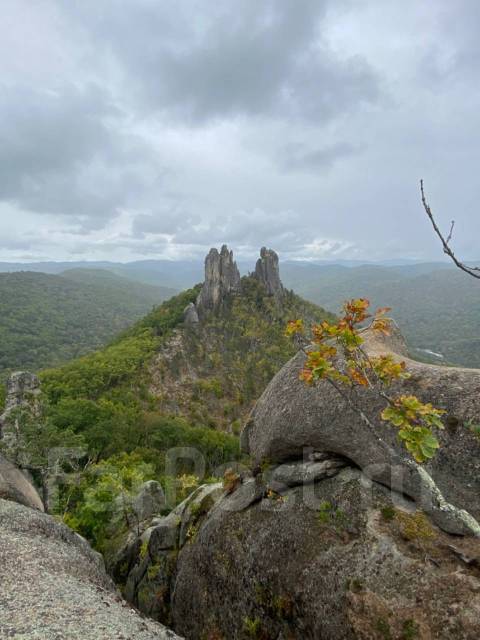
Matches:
[[1, 0, 479, 263]]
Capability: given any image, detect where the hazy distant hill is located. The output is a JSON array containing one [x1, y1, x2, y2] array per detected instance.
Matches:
[[281, 263, 480, 368], [3, 258, 480, 368], [0, 260, 202, 291], [0, 270, 176, 376]]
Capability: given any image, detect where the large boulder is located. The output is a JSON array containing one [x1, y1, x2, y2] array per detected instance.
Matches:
[[241, 327, 480, 536], [133, 480, 167, 523], [0, 498, 181, 639], [122, 483, 223, 624], [0, 453, 44, 511], [124, 467, 480, 639]]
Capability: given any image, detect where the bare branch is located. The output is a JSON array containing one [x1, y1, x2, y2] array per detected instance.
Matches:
[[420, 180, 480, 280]]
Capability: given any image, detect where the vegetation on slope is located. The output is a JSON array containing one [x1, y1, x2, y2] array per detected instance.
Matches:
[[40, 278, 333, 450], [0, 270, 175, 378], [9, 277, 333, 550]]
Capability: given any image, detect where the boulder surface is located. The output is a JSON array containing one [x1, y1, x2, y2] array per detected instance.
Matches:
[[173, 470, 480, 639], [241, 327, 480, 535], [0, 498, 182, 639], [0, 452, 44, 511], [123, 467, 480, 639]]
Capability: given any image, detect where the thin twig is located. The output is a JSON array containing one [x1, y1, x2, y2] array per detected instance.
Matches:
[[420, 180, 480, 279]]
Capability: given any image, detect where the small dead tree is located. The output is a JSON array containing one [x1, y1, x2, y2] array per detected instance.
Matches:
[[420, 179, 480, 280]]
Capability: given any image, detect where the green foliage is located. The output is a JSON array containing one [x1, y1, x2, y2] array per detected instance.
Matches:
[[380, 505, 396, 521], [317, 500, 348, 532], [401, 619, 419, 640], [0, 405, 86, 478], [290, 298, 444, 463], [243, 617, 263, 638], [282, 262, 480, 369], [375, 618, 392, 640], [0, 270, 175, 377], [382, 396, 444, 463], [136, 414, 241, 475], [39, 287, 200, 453], [24, 279, 332, 554], [62, 453, 155, 552], [465, 419, 480, 440]]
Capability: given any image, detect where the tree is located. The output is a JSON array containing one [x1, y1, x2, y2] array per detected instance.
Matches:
[[286, 299, 444, 463], [420, 179, 480, 280], [62, 453, 155, 551]]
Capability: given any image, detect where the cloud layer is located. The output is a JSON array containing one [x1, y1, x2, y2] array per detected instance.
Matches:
[[1, 0, 479, 262]]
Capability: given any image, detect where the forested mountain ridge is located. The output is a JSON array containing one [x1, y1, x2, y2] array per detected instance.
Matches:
[[38, 247, 334, 452], [0, 270, 176, 378], [281, 262, 480, 368], [0, 247, 335, 551]]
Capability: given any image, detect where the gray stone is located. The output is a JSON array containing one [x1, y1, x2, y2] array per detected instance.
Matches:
[[133, 480, 166, 522], [254, 246, 284, 297], [0, 453, 44, 511], [0, 498, 181, 639], [177, 483, 223, 547], [268, 457, 347, 490], [183, 302, 199, 325], [149, 511, 182, 554], [241, 326, 480, 536], [169, 469, 480, 640], [123, 483, 224, 625], [196, 245, 241, 314]]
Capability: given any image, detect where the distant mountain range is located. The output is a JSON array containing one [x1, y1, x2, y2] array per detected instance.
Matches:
[[1, 257, 480, 368], [0, 259, 203, 290], [0, 257, 455, 290], [279, 262, 480, 368], [0, 269, 176, 377]]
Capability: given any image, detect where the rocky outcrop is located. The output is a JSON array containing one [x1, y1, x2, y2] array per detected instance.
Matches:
[[122, 464, 480, 639], [0, 498, 181, 640], [173, 470, 480, 639], [0, 372, 44, 510], [0, 371, 40, 435], [241, 326, 480, 537], [133, 480, 166, 523], [254, 246, 284, 298], [119, 316, 480, 635], [120, 483, 223, 623], [0, 453, 44, 511], [196, 245, 241, 314], [182, 302, 199, 326]]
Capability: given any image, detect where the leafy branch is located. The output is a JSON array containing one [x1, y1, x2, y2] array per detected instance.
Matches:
[[286, 299, 445, 463]]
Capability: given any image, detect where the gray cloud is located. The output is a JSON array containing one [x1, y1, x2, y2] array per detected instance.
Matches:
[[278, 141, 361, 172], [0, 0, 480, 263], [0, 83, 166, 228], [67, 0, 379, 123]]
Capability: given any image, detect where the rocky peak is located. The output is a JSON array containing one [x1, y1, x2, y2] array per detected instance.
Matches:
[[0, 372, 40, 436], [196, 244, 241, 314], [254, 247, 284, 298], [4, 372, 40, 412]]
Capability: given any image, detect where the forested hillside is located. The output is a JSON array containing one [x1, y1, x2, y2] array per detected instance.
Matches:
[[0, 270, 176, 377], [0, 266, 330, 551], [281, 263, 480, 368]]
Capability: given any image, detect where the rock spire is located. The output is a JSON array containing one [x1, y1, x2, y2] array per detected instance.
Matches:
[[196, 245, 241, 314], [254, 247, 284, 298]]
